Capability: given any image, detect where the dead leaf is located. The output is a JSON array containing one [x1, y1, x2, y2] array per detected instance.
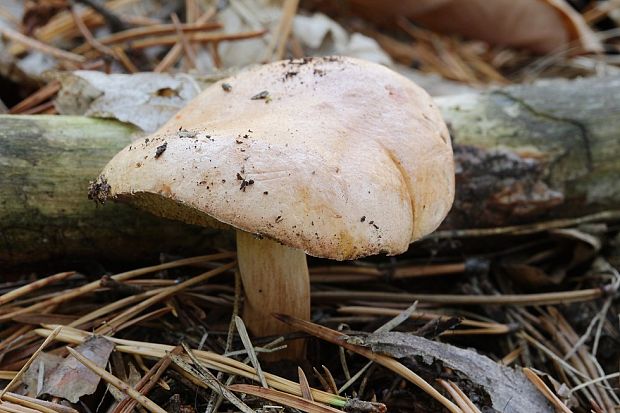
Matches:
[[28, 336, 115, 403], [53, 71, 221, 132], [343, 0, 602, 54], [23, 352, 63, 397], [360, 331, 553, 413]]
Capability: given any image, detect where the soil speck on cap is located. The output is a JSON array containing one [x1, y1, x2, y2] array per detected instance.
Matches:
[[360, 216, 366, 222], [154, 142, 167, 158], [283, 71, 298, 81], [239, 178, 254, 191], [177, 128, 195, 139], [275, 215, 283, 223], [251, 90, 269, 100], [88, 176, 111, 205], [221, 83, 232, 92]]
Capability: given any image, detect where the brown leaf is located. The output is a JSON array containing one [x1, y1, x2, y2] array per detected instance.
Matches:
[[27, 336, 115, 403], [345, 0, 601, 54]]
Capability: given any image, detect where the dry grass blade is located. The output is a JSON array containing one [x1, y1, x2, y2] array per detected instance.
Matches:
[[274, 314, 462, 413], [0, 396, 57, 413], [437, 380, 481, 413], [8, 81, 61, 115], [229, 384, 344, 413], [0, 401, 43, 413], [96, 261, 236, 335], [523, 368, 573, 413], [338, 361, 372, 394], [311, 262, 465, 282], [0, 253, 234, 323], [121, 30, 267, 50], [321, 365, 338, 395], [65, 347, 165, 413], [113, 347, 181, 413], [0, 27, 85, 63], [314, 287, 608, 306], [432, 210, 620, 238], [170, 352, 253, 413], [36, 325, 349, 407], [298, 367, 313, 401], [234, 316, 267, 388], [0, 272, 74, 306], [74, 21, 222, 53], [3, 393, 78, 413], [0, 325, 62, 398], [373, 301, 418, 333]]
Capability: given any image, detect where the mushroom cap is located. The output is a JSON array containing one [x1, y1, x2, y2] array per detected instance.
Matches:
[[100, 56, 454, 260]]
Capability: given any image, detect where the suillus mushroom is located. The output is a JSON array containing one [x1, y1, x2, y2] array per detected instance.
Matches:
[[97, 56, 454, 360]]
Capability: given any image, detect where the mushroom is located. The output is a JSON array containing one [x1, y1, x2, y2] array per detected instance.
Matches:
[[97, 56, 454, 360]]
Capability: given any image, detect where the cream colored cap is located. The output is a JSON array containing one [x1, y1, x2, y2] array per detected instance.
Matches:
[[100, 56, 454, 260]]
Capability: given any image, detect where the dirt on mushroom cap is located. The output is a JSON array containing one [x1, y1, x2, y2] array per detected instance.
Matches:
[[99, 56, 454, 260]]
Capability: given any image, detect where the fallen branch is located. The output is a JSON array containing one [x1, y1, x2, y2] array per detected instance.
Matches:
[[1, 75, 619, 265]]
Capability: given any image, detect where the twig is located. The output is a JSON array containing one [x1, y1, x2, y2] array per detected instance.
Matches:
[[275, 314, 462, 413], [313, 286, 609, 306], [0, 27, 85, 63], [437, 380, 481, 413], [311, 262, 465, 282], [74, 0, 128, 32], [2, 393, 78, 413], [0, 272, 74, 306], [172, 348, 253, 413], [65, 347, 166, 413], [125, 30, 267, 50], [229, 384, 343, 413], [373, 301, 418, 333], [337, 361, 372, 394], [0, 253, 235, 322], [113, 346, 182, 413], [170, 13, 197, 69], [153, 10, 216, 73], [96, 262, 236, 335], [9, 81, 61, 114], [70, 5, 116, 58], [110, 46, 138, 73], [339, 306, 510, 335], [0, 326, 62, 398], [75, 21, 222, 52], [21, 101, 57, 115], [265, 0, 299, 61], [523, 368, 573, 413], [431, 210, 620, 239]]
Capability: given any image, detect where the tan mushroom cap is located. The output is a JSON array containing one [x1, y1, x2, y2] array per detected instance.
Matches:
[[100, 56, 454, 260]]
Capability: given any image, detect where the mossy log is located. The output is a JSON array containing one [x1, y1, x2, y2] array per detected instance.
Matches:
[[0, 115, 231, 267], [0, 76, 619, 266]]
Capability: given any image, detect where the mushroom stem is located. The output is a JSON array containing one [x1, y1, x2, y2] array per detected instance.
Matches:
[[236, 230, 310, 360]]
